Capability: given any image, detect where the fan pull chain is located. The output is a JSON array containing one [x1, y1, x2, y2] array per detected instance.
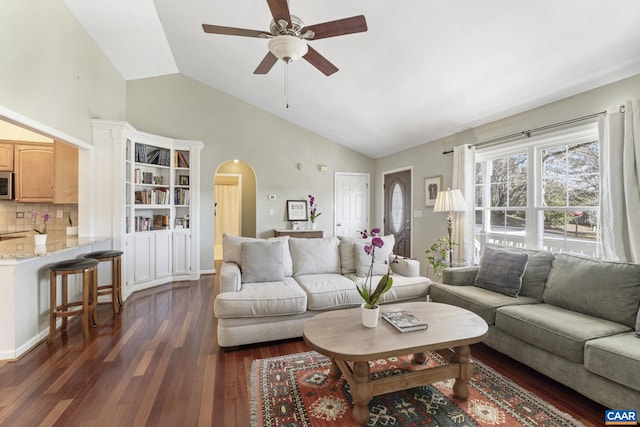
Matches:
[[284, 64, 289, 109]]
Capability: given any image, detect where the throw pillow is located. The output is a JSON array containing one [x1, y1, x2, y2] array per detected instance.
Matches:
[[354, 234, 395, 277], [636, 307, 640, 338], [222, 233, 293, 276], [289, 237, 341, 276], [240, 241, 284, 283], [474, 246, 529, 297]]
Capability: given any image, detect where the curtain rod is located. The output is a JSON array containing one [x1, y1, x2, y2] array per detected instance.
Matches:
[[442, 110, 607, 155]]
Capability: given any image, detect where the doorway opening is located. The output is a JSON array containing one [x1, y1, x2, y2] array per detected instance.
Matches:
[[214, 161, 257, 261]]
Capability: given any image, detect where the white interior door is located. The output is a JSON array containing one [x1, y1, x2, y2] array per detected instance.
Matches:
[[335, 172, 370, 237]]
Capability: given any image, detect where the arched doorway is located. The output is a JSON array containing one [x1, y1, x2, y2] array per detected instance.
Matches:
[[214, 160, 257, 260]]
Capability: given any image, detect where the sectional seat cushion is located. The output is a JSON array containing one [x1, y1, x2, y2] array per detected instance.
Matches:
[[296, 273, 431, 311], [543, 253, 640, 328], [584, 332, 640, 392], [223, 233, 293, 276], [214, 277, 307, 318], [289, 237, 341, 276], [429, 283, 539, 325], [495, 304, 632, 364], [637, 308, 640, 337], [240, 241, 284, 283], [354, 234, 395, 277], [474, 246, 529, 297]]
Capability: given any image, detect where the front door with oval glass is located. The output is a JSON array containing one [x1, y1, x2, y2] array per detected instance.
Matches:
[[384, 169, 411, 257]]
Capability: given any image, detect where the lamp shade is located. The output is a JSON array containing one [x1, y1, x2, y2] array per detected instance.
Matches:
[[268, 35, 308, 63], [434, 188, 467, 212]]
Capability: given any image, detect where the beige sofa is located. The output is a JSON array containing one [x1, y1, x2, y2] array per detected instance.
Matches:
[[214, 234, 432, 348], [429, 245, 640, 411]]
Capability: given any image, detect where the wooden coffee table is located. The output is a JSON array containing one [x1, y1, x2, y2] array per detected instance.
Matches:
[[303, 301, 489, 425]]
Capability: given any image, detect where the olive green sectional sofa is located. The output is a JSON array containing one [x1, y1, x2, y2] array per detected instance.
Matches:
[[214, 234, 432, 348], [429, 245, 640, 411]]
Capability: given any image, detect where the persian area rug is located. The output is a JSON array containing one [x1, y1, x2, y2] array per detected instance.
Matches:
[[250, 351, 584, 427]]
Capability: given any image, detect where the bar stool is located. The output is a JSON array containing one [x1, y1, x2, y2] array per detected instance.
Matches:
[[84, 250, 124, 314], [48, 258, 99, 343]]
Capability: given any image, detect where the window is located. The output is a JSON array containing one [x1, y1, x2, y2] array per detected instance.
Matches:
[[474, 123, 601, 258]]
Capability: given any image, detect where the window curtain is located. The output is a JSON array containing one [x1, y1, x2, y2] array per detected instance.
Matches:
[[599, 100, 640, 263], [214, 184, 241, 246], [452, 144, 476, 265]]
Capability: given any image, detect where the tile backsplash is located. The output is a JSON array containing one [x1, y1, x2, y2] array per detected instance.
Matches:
[[0, 201, 78, 234]]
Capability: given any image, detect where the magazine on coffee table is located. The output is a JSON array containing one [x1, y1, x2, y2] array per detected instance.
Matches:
[[382, 309, 428, 332]]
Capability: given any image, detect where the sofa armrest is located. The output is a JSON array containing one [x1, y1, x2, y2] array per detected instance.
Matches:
[[443, 266, 479, 286], [390, 256, 420, 277], [220, 261, 242, 293]]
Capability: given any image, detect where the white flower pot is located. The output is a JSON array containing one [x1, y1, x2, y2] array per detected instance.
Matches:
[[66, 226, 78, 236], [309, 222, 317, 230], [361, 303, 380, 328], [34, 234, 47, 246]]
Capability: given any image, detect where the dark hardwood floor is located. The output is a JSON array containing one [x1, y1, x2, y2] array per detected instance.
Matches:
[[0, 267, 606, 426]]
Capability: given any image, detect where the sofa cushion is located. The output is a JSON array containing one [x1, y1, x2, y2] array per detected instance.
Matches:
[[223, 233, 293, 277], [354, 235, 395, 277], [495, 304, 632, 364], [213, 277, 307, 318], [289, 237, 341, 276], [338, 237, 358, 274], [637, 308, 640, 337], [474, 246, 529, 297], [240, 241, 284, 283], [543, 253, 640, 328], [295, 273, 431, 311], [585, 332, 640, 392], [429, 283, 539, 325]]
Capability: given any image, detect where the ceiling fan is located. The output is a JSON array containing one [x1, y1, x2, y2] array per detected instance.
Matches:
[[202, 0, 367, 76]]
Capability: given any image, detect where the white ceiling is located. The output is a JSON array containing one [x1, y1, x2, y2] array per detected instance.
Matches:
[[63, 0, 640, 158]]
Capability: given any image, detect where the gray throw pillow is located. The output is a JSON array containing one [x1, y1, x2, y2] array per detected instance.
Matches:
[[474, 246, 529, 297], [636, 307, 640, 338], [289, 237, 341, 276], [240, 241, 284, 283]]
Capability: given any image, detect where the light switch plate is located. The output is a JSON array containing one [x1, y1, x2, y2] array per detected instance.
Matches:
[[268, 194, 276, 201]]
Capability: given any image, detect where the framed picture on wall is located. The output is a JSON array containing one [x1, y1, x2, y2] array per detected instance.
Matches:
[[425, 176, 443, 207], [286, 200, 308, 221]]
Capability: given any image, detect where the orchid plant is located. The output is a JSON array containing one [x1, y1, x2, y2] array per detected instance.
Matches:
[[308, 194, 321, 223], [352, 228, 393, 309], [32, 210, 50, 234]]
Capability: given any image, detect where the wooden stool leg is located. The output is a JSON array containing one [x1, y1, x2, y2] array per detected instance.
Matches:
[[114, 257, 122, 313], [91, 266, 98, 327], [81, 268, 91, 338], [61, 275, 68, 330], [49, 271, 57, 343]]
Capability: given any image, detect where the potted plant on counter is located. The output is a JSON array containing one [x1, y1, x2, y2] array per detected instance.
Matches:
[[66, 213, 78, 236], [32, 210, 50, 246]]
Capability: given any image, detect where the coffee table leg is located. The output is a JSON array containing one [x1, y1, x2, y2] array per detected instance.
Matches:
[[351, 361, 372, 425], [329, 359, 341, 378], [452, 345, 472, 400]]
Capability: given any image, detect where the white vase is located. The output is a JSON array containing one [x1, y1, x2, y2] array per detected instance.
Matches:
[[310, 222, 317, 230], [34, 234, 47, 246], [361, 303, 380, 328]]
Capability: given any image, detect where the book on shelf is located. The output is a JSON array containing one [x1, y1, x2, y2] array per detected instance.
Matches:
[[382, 309, 428, 332], [176, 151, 189, 168]]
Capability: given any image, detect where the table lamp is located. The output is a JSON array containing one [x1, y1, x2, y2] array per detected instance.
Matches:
[[434, 188, 467, 267]]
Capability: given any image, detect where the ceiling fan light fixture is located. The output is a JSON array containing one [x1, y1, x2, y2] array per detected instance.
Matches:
[[268, 35, 308, 63]]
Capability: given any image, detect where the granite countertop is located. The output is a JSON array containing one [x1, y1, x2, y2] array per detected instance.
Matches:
[[0, 231, 110, 259]]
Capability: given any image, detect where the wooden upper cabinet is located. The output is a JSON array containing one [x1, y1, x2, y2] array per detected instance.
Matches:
[[0, 143, 14, 171], [53, 141, 78, 204], [14, 143, 54, 202]]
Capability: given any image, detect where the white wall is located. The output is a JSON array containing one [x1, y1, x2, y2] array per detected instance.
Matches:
[[126, 74, 375, 271], [374, 73, 640, 275]]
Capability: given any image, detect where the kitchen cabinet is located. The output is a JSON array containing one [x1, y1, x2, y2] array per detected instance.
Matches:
[[14, 144, 54, 202], [0, 143, 14, 171], [53, 141, 78, 204]]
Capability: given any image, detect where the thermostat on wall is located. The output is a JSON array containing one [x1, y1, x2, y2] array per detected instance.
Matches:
[[268, 194, 276, 200]]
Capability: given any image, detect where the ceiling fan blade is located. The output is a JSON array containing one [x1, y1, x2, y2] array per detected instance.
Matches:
[[266, 0, 291, 27], [302, 15, 367, 40], [303, 46, 339, 76], [202, 24, 266, 38], [254, 52, 278, 74]]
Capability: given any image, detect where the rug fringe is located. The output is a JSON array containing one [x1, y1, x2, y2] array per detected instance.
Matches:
[[249, 359, 259, 427]]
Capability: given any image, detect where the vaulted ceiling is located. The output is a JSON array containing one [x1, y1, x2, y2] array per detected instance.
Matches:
[[63, 0, 640, 158]]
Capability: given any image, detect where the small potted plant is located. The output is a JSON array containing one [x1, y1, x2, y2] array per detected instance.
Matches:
[[350, 228, 393, 327], [424, 236, 458, 280], [32, 210, 50, 246], [66, 213, 78, 236], [308, 194, 321, 230]]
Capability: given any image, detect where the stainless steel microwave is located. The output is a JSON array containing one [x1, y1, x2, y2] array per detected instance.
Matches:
[[0, 172, 13, 200]]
